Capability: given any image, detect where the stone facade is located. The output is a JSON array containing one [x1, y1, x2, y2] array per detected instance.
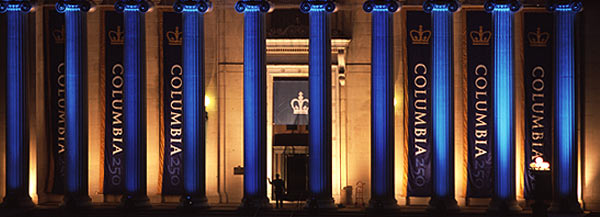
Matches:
[[0, 0, 599, 211]]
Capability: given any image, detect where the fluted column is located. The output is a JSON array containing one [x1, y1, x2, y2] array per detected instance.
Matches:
[[300, 0, 336, 210], [484, 0, 522, 213], [173, 0, 211, 209], [423, 0, 459, 212], [362, 0, 399, 210], [115, 0, 151, 208], [0, 0, 34, 209], [548, 0, 582, 213], [56, 0, 92, 209], [235, 0, 271, 209]]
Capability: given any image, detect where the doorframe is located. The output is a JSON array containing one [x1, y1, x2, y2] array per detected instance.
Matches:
[[265, 38, 350, 203]]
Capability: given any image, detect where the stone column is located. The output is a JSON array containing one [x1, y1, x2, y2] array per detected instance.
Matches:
[[235, 0, 271, 209], [423, 0, 459, 212], [484, 0, 522, 213], [114, 0, 151, 208], [173, 0, 211, 209], [300, 0, 336, 210], [0, 0, 34, 209], [56, 0, 92, 209], [548, 0, 582, 213], [362, 0, 399, 210]]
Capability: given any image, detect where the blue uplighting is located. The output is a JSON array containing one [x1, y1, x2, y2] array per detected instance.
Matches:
[[426, 0, 457, 198], [1, 0, 31, 194], [58, 0, 91, 193], [551, 0, 581, 198], [486, 0, 520, 200], [308, 9, 326, 195], [236, 0, 270, 198], [116, 0, 150, 195], [243, 8, 260, 196], [175, 0, 211, 197], [302, 0, 335, 197], [364, 0, 399, 199]]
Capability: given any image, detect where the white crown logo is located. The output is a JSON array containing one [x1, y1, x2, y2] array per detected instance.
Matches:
[[290, 91, 309, 115]]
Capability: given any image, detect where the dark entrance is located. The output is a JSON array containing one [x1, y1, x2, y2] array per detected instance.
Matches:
[[285, 154, 308, 201], [273, 125, 309, 201]]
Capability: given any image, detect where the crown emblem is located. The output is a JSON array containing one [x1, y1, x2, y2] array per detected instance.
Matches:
[[470, 26, 491, 46], [167, 26, 183, 46], [290, 91, 309, 115], [410, 25, 431, 45], [52, 25, 65, 44], [528, 27, 550, 47], [108, 26, 124, 45]]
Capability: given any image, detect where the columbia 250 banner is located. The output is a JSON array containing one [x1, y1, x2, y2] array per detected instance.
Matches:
[[466, 10, 493, 198], [103, 10, 125, 194], [406, 10, 432, 197], [44, 8, 66, 194], [523, 11, 553, 199], [160, 11, 184, 195]]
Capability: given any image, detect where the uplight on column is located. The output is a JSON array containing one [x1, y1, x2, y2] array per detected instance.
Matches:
[[0, 0, 35, 209], [173, 0, 212, 209], [300, 0, 337, 210], [363, 0, 400, 210], [235, 0, 271, 209], [423, 0, 459, 212], [115, 0, 152, 208], [548, 0, 582, 213], [484, 0, 522, 213], [56, 0, 93, 208]]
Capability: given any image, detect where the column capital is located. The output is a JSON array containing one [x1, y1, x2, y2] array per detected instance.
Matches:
[[363, 0, 399, 13], [547, 0, 582, 12], [174, 0, 211, 13], [300, 0, 335, 13], [423, 0, 459, 13], [484, 0, 521, 12], [235, 0, 271, 13], [115, 0, 151, 13], [56, 0, 92, 13], [0, 1, 32, 13]]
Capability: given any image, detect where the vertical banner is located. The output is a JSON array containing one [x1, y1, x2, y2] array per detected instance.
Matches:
[[523, 11, 553, 199], [405, 10, 432, 197], [44, 8, 66, 194], [466, 10, 493, 198], [103, 10, 125, 194], [160, 11, 184, 195]]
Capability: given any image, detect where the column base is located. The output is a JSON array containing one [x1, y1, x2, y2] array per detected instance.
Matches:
[[0, 192, 34, 210], [305, 197, 336, 211], [549, 197, 582, 214], [119, 194, 152, 209], [179, 194, 209, 210], [487, 198, 522, 214], [427, 196, 459, 213], [61, 194, 92, 209], [367, 198, 400, 211], [239, 195, 271, 210]]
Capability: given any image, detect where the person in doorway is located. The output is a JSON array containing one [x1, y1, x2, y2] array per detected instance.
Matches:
[[268, 174, 286, 208]]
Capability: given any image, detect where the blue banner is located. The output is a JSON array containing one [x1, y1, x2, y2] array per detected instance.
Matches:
[[103, 10, 125, 194], [161, 11, 184, 195], [273, 78, 309, 125], [523, 11, 553, 199], [406, 10, 432, 197], [466, 10, 493, 198], [44, 8, 66, 194]]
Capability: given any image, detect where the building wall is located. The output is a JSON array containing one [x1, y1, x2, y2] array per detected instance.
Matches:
[[345, 0, 372, 203], [582, 0, 600, 210], [0, 0, 599, 211], [0, 12, 6, 200]]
